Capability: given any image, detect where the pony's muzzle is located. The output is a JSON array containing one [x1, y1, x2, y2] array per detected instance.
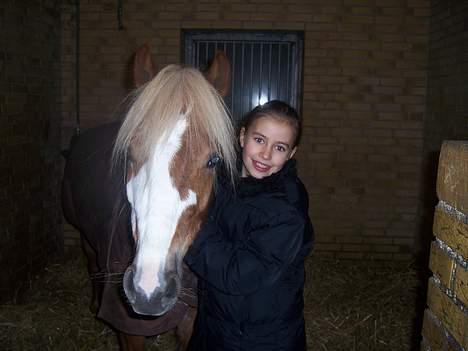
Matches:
[[123, 265, 179, 316]]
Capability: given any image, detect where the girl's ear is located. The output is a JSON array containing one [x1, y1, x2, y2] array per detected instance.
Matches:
[[239, 127, 246, 148], [289, 146, 297, 159]]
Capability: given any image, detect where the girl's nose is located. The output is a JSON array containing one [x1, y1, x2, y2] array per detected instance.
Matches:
[[260, 147, 272, 160]]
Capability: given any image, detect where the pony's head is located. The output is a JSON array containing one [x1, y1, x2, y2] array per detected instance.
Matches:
[[113, 64, 236, 316]]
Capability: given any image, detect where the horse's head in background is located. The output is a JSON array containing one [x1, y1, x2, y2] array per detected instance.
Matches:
[[113, 52, 236, 316]]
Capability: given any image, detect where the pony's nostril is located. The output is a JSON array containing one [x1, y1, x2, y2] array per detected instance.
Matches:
[[123, 268, 136, 304], [166, 275, 179, 296]]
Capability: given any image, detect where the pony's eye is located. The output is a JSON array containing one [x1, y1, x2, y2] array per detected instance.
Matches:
[[206, 153, 221, 168]]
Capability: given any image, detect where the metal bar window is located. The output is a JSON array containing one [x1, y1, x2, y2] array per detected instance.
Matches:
[[183, 30, 303, 125]]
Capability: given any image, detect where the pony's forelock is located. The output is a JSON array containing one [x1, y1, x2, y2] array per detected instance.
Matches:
[[113, 64, 237, 182]]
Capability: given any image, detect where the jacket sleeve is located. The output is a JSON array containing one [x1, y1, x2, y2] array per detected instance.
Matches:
[[184, 207, 307, 295]]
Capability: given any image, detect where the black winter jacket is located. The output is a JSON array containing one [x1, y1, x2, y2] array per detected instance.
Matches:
[[185, 159, 314, 351]]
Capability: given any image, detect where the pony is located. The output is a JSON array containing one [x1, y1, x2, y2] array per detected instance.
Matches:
[[61, 45, 236, 351]]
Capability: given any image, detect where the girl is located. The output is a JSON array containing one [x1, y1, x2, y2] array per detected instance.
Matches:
[[185, 100, 314, 351]]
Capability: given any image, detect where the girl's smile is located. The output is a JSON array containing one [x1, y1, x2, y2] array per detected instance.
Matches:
[[252, 159, 271, 173], [239, 115, 297, 179]]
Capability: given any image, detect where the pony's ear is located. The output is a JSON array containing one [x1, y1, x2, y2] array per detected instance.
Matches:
[[133, 43, 157, 87], [204, 50, 231, 97]]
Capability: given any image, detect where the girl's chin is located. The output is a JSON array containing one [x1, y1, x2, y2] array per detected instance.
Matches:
[[250, 168, 272, 179], [242, 168, 269, 179]]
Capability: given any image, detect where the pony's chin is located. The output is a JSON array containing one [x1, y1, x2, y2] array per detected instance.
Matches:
[[131, 295, 178, 316], [123, 266, 179, 316]]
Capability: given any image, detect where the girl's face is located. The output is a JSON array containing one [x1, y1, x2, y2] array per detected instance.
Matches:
[[239, 115, 297, 179]]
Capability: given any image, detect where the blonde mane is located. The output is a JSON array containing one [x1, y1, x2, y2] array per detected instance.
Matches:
[[113, 64, 237, 181]]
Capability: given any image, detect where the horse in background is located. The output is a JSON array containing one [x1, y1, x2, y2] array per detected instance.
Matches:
[[61, 45, 235, 350]]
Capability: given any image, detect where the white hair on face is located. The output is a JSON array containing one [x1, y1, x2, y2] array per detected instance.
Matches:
[[126, 118, 197, 297]]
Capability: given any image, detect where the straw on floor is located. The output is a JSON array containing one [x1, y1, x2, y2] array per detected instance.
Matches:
[[0, 252, 420, 350]]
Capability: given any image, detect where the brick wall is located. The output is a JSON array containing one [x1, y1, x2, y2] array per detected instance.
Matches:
[[417, 1, 468, 263], [61, 0, 432, 260], [0, 0, 63, 302], [425, 1, 468, 150]]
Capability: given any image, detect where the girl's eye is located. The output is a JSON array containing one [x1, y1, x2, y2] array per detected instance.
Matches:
[[254, 137, 264, 144], [276, 145, 286, 152]]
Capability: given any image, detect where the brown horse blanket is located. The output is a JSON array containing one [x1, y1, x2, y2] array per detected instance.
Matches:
[[63, 121, 197, 336]]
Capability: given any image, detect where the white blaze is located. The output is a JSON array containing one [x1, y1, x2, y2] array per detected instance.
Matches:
[[126, 118, 197, 298]]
